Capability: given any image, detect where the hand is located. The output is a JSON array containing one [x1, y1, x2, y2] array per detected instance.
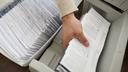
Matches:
[[61, 12, 89, 48]]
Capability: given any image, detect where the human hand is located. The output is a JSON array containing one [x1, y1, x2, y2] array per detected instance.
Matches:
[[61, 12, 89, 48]]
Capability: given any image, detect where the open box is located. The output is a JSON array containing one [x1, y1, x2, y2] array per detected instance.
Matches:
[[0, 0, 81, 67], [0, 0, 128, 72]]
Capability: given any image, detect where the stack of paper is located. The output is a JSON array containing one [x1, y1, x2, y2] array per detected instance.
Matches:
[[57, 8, 110, 72], [0, 0, 61, 64]]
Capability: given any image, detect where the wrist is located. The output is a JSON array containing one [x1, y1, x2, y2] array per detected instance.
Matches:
[[62, 12, 75, 23]]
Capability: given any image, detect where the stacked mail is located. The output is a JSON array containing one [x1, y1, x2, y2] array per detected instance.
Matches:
[[57, 8, 110, 72], [0, 0, 61, 65]]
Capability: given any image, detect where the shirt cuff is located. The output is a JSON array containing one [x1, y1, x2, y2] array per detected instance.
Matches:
[[56, 0, 78, 17]]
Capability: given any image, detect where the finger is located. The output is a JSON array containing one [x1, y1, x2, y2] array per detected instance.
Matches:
[[77, 32, 89, 47], [61, 34, 73, 49], [62, 37, 72, 48]]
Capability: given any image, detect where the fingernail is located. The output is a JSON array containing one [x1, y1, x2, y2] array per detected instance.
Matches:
[[84, 41, 89, 47]]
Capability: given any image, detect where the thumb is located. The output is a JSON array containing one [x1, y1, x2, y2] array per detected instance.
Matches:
[[77, 32, 89, 47]]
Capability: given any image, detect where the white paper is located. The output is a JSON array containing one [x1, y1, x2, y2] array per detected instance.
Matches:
[[0, 0, 61, 62], [60, 8, 110, 72]]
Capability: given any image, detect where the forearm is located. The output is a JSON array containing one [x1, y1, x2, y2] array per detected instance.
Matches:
[[56, 0, 89, 48]]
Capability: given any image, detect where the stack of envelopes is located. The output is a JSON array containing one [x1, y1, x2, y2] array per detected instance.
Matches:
[[0, 0, 61, 66], [57, 8, 110, 72]]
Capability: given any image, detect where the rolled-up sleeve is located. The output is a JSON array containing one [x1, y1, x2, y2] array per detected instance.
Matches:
[[56, 0, 78, 17]]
